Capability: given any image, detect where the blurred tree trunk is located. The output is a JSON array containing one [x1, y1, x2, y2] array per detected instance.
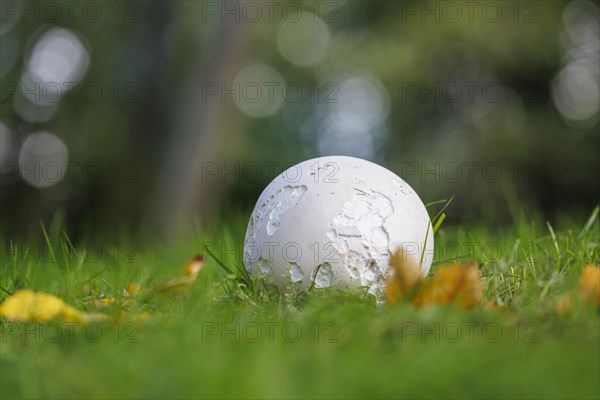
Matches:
[[150, 1, 250, 237]]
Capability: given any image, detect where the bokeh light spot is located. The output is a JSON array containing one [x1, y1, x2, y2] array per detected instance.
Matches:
[[18, 132, 69, 189]]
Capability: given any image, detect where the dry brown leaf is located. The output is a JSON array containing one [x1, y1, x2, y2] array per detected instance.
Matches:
[[413, 262, 482, 310], [385, 248, 424, 304]]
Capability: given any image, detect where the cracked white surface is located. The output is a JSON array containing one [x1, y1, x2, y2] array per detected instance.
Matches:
[[251, 185, 308, 238], [327, 190, 393, 298], [257, 257, 272, 275], [266, 186, 307, 235], [244, 185, 307, 270], [311, 263, 333, 288], [288, 262, 304, 283]]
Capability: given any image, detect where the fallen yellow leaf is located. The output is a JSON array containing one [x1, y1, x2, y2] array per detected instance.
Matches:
[[86, 256, 206, 305], [386, 248, 424, 304], [152, 276, 199, 295], [125, 283, 140, 296], [132, 312, 150, 324], [0, 290, 104, 323], [413, 262, 482, 310], [183, 256, 204, 277], [147, 255, 205, 297], [484, 301, 503, 312], [554, 264, 600, 315], [385, 246, 483, 310], [554, 293, 573, 316], [579, 264, 599, 307]]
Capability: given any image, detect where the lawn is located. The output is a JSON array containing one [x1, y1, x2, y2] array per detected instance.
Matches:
[[1, 207, 599, 399]]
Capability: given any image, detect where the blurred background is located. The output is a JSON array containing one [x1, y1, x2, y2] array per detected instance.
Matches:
[[0, 0, 599, 240]]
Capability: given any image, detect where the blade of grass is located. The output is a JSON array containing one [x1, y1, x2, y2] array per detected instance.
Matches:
[[424, 199, 449, 208], [431, 195, 454, 223], [203, 244, 234, 275], [419, 221, 431, 269], [39, 220, 57, 264], [546, 221, 560, 256], [580, 205, 599, 239], [0, 286, 13, 296], [432, 213, 446, 234]]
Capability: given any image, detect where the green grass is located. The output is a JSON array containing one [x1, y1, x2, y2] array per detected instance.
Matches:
[[1, 207, 599, 399]]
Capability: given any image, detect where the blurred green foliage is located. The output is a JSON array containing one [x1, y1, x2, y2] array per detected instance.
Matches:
[[0, 0, 598, 238]]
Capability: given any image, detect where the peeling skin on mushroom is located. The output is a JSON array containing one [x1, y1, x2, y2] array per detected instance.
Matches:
[[327, 190, 394, 299], [288, 262, 304, 283], [250, 185, 308, 239], [311, 263, 333, 289]]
